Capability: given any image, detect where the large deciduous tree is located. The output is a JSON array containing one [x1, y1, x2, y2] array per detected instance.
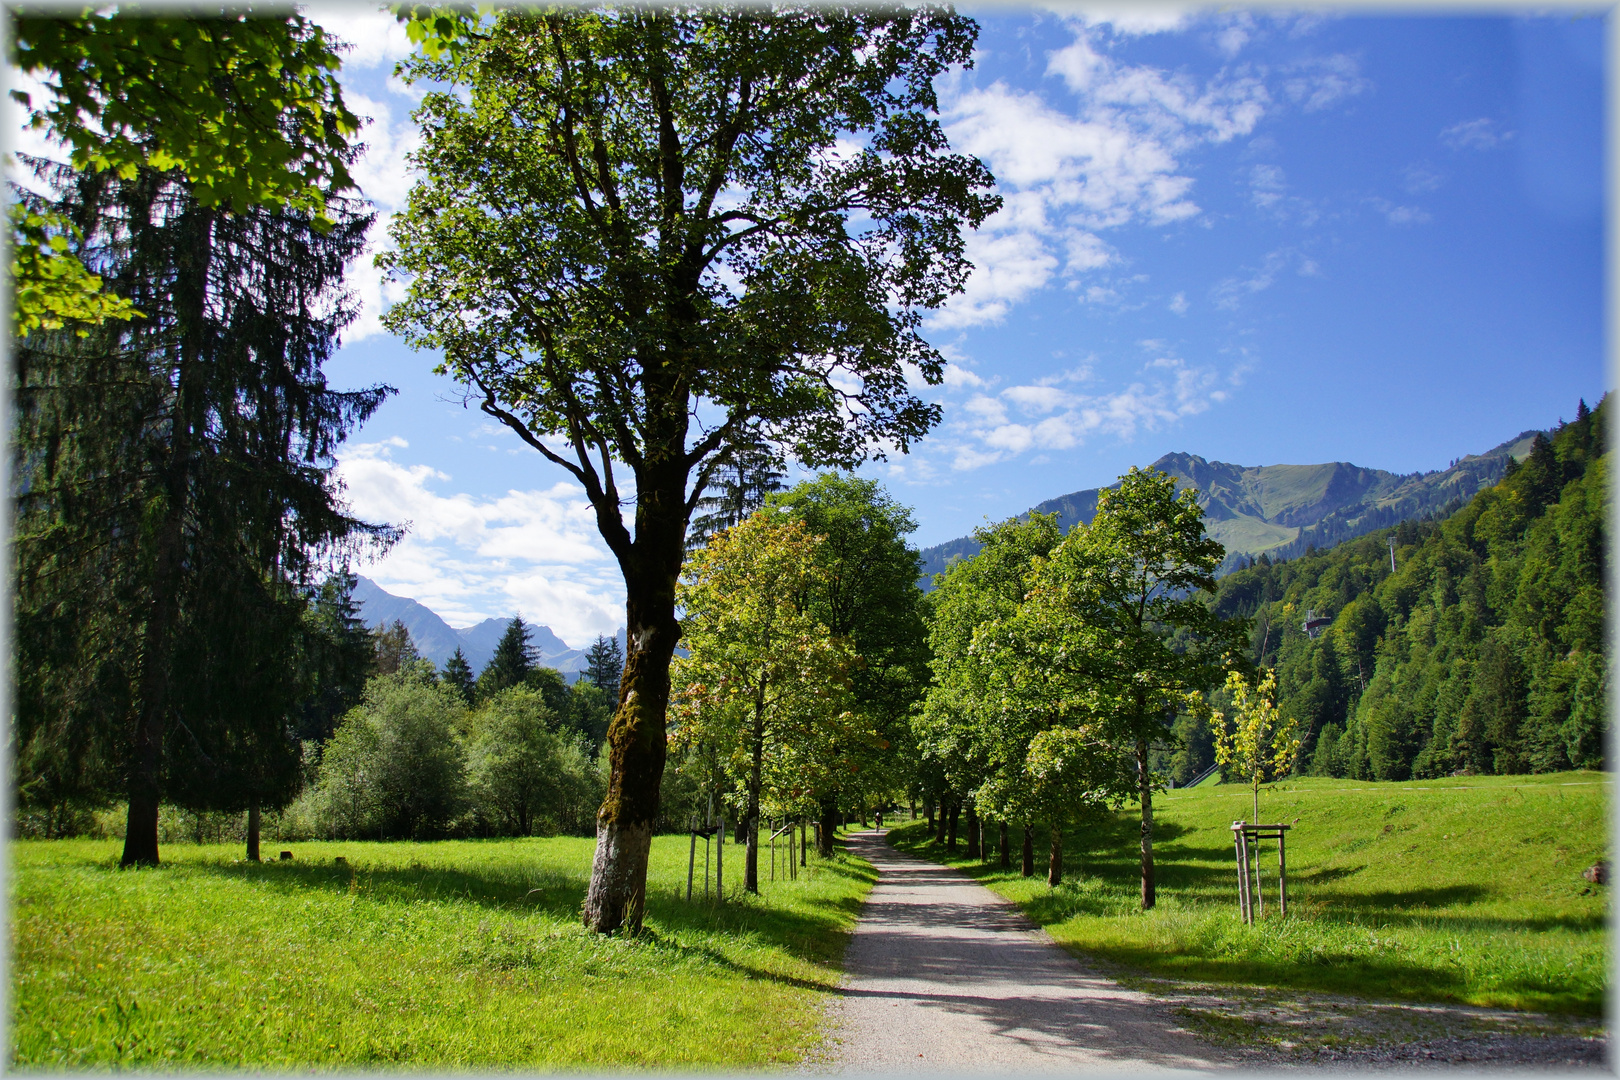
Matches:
[[1020, 467, 1248, 907], [765, 475, 930, 852], [381, 6, 997, 931]]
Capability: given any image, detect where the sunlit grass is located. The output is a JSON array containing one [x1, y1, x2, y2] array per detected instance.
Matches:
[[893, 771, 1608, 1015], [11, 831, 875, 1068]]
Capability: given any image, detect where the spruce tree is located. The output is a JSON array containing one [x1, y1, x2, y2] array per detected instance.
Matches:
[[478, 616, 536, 699], [11, 160, 394, 866], [442, 648, 477, 705], [374, 620, 418, 676], [584, 635, 625, 694]]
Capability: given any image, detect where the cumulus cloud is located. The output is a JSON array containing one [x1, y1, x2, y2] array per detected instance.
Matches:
[[336, 440, 626, 642], [935, 20, 1365, 329], [932, 25, 1272, 329], [312, 7, 415, 70], [938, 353, 1226, 470]]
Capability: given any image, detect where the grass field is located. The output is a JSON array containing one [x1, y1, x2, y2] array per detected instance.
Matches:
[[892, 771, 1609, 1016], [11, 830, 874, 1068]]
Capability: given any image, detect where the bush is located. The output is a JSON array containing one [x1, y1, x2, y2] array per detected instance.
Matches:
[[303, 670, 470, 839], [467, 687, 601, 836]]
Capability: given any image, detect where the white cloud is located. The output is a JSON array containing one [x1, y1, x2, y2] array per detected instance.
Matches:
[[1212, 248, 1317, 308], [1280, 54, 1370, 112], [1441, 118, 1510, 150], [933, 26, 1270, 328], [1169, 291, 1189, 315], [1367, 197, 1432, 226], [939, 353, 1227, 471], [305, 6, 415, 70], [1073, 7, 1194, 36], [336, 440, 625, 642]]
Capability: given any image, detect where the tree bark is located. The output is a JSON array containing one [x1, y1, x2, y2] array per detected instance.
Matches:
[[999, 821, 1010, 869], [933, 799, 947, 843], [818, 796, 837, 857], [1138, 736, 1156, 910], [247, 801, 261, 863], [1048, 821, 1063, 887], [744, 686, 765, 894], [946, 800, 959, 852], [965, 802, 980, 858], [924, 798, 934, 832], [582, 573, 679, 932], [1021, 823, 1034, 877]]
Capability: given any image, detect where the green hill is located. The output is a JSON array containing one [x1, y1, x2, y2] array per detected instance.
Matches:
[[918, 431, 1538, 586], [1180, 398, 1607, 786]]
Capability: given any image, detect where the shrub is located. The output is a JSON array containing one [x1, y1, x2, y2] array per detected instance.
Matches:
[[305, 670, 470, 839]]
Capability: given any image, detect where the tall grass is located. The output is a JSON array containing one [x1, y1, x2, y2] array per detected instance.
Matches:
[[894, 772, 1608, 1015], [11, 832, 875, 1068]]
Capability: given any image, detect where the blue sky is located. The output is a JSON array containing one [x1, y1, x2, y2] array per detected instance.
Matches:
[[35, 7, 1601, 644]]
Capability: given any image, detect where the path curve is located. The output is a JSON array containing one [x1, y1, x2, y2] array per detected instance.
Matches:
[[832, 830, 1230, 1074]]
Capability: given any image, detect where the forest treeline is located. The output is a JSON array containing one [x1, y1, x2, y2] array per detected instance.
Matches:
[[1176, 397, 1608, 784]]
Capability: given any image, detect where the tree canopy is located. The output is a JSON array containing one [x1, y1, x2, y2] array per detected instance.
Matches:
[[380, 5, 997, 932]]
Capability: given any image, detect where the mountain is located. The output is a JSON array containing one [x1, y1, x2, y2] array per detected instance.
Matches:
[[917, 429, 1541, 587], [350, 576, 623, 677]]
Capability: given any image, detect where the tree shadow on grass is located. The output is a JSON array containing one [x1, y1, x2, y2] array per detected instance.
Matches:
[[174, 842, 872, 990]]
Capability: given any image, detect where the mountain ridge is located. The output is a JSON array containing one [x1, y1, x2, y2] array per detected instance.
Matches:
[[917, 429, 1541, 587], [350, 576, 623, 676]]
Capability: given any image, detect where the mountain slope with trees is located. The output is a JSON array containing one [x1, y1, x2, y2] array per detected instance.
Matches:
[[1175, 398, 1607, 784], [920, 431, 1538, 585]]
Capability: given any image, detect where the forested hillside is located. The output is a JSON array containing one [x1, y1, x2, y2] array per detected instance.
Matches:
[[918, 434, 1532, 585], [1187, 398, 1607, 783]]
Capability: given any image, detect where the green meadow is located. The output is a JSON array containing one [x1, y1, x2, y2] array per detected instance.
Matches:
[[893, 771, 1609, 1016], [10, 833, 874, 1069]]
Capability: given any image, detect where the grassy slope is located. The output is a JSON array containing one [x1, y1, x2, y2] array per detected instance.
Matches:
[[11, 832, 874, 1068], [892, 772, 1608, 1016]]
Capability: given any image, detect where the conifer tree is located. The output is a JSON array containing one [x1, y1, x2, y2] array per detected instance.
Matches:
[[584, 635, 625, 694], [442, 648, 477, 705], [11, 160, 394, 866], [478, 617, 536, 699]]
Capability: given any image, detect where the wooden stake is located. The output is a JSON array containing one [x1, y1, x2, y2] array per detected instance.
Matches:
[[1278, 831, 1288, 917], [687, 823, 697, 902]]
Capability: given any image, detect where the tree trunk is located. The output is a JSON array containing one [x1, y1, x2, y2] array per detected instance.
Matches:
[[946, 800, 959, 852], [1139, 736, 1156, 910], [744, 689, 765, 894], [860, 804, 868, 828], [582, 574, 679, 933], [924, 798, 934, 832], [1048, 821, 1063, 887], [933, 799, 947, 843], [1021, 823, 1034, 877], [247, 802, 261, 863], [120, 387, 193, 869], [965, 802, 980, 858], [999, 821, 1010, 869], [818, 796, 837, 857]]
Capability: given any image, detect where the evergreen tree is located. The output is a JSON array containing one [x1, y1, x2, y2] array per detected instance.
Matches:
[[442, 648, 477, 705], [296, 573, 378, 745], [374, 620, 419, 676], [686, 442, 787, 552], [478, 617, 536, 699], [584, 635, 625, 694], [10, 160, 394, 866]]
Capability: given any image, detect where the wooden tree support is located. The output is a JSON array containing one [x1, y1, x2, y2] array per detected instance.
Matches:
[[1231, 821, 1290, 923]]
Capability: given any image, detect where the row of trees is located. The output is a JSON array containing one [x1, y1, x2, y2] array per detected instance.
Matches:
[[668, 474, 929, 893]]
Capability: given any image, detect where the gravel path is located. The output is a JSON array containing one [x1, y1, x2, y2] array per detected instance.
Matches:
[[830, 830, 1231, 1074]]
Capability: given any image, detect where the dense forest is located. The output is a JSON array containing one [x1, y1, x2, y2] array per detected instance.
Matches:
[[1172, 397, 1608, 784]]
